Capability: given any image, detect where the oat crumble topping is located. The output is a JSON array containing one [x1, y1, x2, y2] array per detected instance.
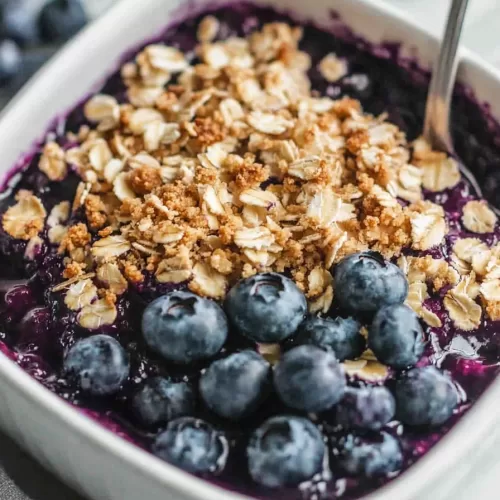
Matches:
[[2, 191, 46, 241], [318, 53, 348, 83], [3, 18, 499, 332]]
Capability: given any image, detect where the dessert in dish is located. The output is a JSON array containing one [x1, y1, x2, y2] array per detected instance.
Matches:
[[0, 4, 499, 499]]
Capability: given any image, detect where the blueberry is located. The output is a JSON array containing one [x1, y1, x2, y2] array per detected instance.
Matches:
[[0, 39, 21, 83], [293, 316, 365, 361], [274, 345, 345, 412], [0, 0, 40, 47], [333, 252, 408, 317], [368, 304, 424, 369], [153, 417, 227, 475], [132, 377, 195, 427], [7, 46, 58, 93], [337, 431, 403, 477], [224, 273, 306, 343], [394, 366, 458, 426], [18, 307, 53, 355], [200, 350, 271, 420], [4, 283, 36, 316], [39, 0, 87, 43], [247, 416, 325, 487], [336, 387, 396, 431], [63, 334, 129, 396], [142, 291, 228, 364]]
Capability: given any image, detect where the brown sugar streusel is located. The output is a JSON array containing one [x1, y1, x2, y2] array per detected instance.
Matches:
[[2, 18, 499, 332]]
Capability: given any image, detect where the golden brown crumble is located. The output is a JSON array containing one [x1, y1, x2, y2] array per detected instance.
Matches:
[[85, 194, 108, 230], [8, 16, 493, 329], [39, 142, 68, 181], [128, 165, 163, 194], [197, 15, 219, 43], [59, 223, 91, 253], [101, 289, 118, 306], [63, 261, 86, 279], [123, 261, 145, 284], [192, 117, 225, 146], [232, 159, 270, 190], [485, 301, 500, 321], [2, 193, 46, 240], [156, 91, 179, 113], [210, 248, 234, 275], [98, 226, 114, 237]]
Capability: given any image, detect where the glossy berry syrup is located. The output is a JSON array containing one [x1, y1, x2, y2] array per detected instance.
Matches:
[[0, 4, 499, 500]]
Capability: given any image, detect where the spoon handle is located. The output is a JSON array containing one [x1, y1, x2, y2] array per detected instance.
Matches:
[[423, 0, 469, 152]]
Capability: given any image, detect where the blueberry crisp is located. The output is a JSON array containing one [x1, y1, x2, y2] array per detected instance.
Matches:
[[0, 4, 500, 500]]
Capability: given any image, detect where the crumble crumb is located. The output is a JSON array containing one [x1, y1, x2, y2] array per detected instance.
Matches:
[[210, 248, 234, 275], [318, 53, 348, 83], [197, 15, 220, 43], [462, 200, 497, 234], [192, 117, 225, 146], [98, 226, 114, 237], [2, 193, 46, 240], [101, 289, 118, 306], [63, 261, 86, 279], [485, 300, 500, 321], [78, 298, 117, 329], [399, 255, 459, 291], [39, 142, 68, 181], [65, 279, 98, 311], [128, 165, 163, 194], [444, 275, 482, 331], [123, 261, 144, 283], [405, 281, 442, 328], [59, 223, 91, 253], [85, 194, 108, 230]]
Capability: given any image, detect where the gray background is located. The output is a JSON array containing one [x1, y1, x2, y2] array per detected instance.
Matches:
[[0, 1, 499, 499]]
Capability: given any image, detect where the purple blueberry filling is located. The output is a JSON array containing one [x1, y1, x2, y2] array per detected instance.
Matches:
[[0, 4, 498, 500]]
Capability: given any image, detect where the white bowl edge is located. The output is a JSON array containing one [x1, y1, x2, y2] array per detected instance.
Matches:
[[0, 1, 497, 500]]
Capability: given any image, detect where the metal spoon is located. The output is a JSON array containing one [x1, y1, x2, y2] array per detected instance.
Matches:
[[423, 0, 483, 195]]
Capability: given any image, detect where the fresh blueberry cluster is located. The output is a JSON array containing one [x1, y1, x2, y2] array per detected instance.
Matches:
[[62, 251, 459, 488], [0, 0, 87, 87]]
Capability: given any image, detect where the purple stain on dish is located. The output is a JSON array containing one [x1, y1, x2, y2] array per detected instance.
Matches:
[[0, 341, 17, 362], [77, 408, 144, 447], [0, 3, 498, 500]]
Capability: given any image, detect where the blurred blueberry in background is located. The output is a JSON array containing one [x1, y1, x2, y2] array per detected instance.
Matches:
[[39, 0, 87, 42], [0, 0, 42, 46], [0, 39, 22, 83], [0, 0, 88, 103]]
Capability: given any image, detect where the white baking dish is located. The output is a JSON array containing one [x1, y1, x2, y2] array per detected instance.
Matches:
[[0, 1, 498, 499]]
